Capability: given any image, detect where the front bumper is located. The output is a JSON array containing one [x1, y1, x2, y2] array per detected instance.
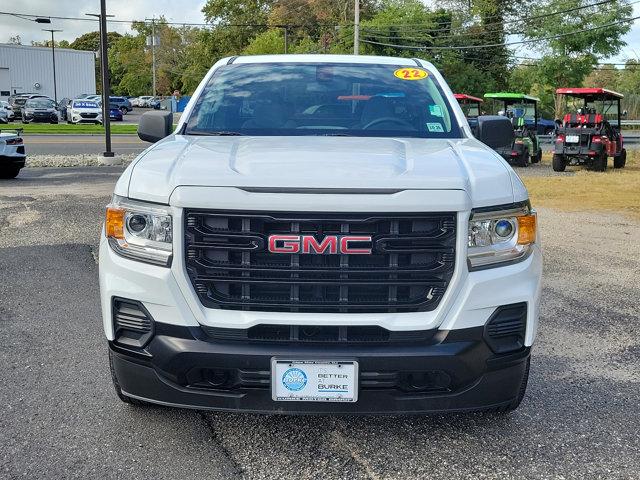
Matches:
[[110, 324, 531, 414]]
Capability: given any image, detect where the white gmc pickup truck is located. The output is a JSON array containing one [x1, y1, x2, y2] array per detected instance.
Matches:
[[100, 55, 542, 414]]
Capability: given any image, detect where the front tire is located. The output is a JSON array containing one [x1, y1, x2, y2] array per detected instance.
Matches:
[[517, 148, 529, 167], [109, 350, 151, 406], [0, 167, 20, 179], [552, 154, 566, 172], [614, 149, 626, 169], [532, 148, 542, 164]]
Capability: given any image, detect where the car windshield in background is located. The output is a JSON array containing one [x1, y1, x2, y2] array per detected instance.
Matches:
[[26, 99, 55, 109], [185, 63, 461, 138], [73, 101, 99, 109]]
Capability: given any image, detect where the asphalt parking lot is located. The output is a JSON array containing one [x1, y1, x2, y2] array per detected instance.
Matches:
[[1, 166, 639, 479]]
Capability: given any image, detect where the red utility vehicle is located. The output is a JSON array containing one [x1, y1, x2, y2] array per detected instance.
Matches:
[[553, 88, 626, 172]]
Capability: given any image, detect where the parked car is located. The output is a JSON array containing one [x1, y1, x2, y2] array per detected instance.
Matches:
[[10, 94, 49, 118], [0, 128, 26, 179], [148, 96, 163, 109], [108, 103, 123, 121], [84, 94, 102, 104], [109, 96, 132, 115], [102, 55, 542, 415], [0, 107, 8, 124], [66, 99, 102, 124], [136, 95, 154, 107], [1, 100, 15, 121], [22, 97, 59, 124]]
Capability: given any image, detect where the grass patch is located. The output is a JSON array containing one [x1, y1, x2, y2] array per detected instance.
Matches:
[[523, 150, 640, 219], [6, 123, 139, 134]]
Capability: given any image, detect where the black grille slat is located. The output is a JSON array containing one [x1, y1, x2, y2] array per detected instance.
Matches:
[[185, 211, 456, 313]]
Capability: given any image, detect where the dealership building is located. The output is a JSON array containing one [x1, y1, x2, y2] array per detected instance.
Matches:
[[0, 43, 96, 101]]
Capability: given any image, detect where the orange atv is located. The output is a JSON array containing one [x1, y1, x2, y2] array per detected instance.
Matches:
[[553, 88, 626, 172]]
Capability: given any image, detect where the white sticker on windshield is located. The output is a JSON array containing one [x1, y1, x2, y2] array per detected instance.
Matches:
[[429, 105, 443, 117], [426, 122, 444, 132]]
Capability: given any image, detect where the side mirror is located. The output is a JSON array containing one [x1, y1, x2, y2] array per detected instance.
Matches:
[[475, 115, 514, 149], [138, 110, 173, 143]]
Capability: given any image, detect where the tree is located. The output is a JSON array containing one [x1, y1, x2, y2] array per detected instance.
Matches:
[[70, 31, 122, 52], [8, 35, 21, 45], [523, 0, 633, 115]]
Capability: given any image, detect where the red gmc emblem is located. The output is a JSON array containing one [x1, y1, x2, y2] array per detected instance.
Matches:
[[268, 235, 373, 255]]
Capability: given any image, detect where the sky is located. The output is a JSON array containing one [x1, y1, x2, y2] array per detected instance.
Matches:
[[1, 0, 639, 63]]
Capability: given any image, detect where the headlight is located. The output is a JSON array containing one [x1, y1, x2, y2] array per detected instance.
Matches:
[[467, 202, 537, 270], [105, 195, 172, 266]]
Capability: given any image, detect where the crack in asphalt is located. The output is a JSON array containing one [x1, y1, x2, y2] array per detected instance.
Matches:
[[198, 412, 246, 478], [330, 428, 380, 480]]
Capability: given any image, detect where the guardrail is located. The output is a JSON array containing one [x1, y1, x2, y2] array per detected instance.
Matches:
[[621, 120, 640, 126]]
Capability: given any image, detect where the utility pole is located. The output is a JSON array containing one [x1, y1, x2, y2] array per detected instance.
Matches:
[[86, 1, 115, 158], [145, 17, 157, 96], [42, 29, 62, 103], [354, 0, 360, 55]]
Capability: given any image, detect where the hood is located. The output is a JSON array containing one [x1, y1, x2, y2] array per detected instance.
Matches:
[[125, 135, 517, 207]]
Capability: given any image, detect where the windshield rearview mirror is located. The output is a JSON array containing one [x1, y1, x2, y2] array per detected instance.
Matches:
[[138, 111, 173, 143], [475, 115, 515, 149]]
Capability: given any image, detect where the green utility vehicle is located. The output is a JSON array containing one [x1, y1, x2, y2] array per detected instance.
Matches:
[[483, 93, 543, 167]]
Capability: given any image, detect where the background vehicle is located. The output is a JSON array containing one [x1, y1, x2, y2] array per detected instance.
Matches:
[[0, 128, 26, 178], [109, 96, 132, 115], [1, 100, 15, 121], [108, 103, 123, 121], [102, 55, 541, 415], [553, 88, 625, 172], [66, 99, 102, 124], [21, 97, 58, 124], [0, 107, 8, 124], [10, 94, 49, 118], [136, 95, 154, 107], [454, 93, 483, 133], [484, 93, 542, 167]]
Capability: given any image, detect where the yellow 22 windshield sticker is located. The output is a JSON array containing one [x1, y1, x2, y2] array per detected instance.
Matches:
[[393, 68, 428, 80]]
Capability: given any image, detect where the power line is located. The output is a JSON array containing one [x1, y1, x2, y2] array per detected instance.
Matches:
[[361, 0, 627, 34], [361, 14, 640, 51]]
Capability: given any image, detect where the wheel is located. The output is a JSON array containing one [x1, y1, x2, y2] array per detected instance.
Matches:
[[532, 148, 542, 164], [489, 357, 531, 413], [614, 149, 626, 169], [517, 148, 529, 167], [108, 350, 151, 406], [593, 151, 607, 172], [0, 167, 20, 179], [552, 154, 566, 172]]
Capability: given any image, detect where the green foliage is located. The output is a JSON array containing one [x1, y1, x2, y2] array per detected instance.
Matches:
[[243, 29, 285, 55]]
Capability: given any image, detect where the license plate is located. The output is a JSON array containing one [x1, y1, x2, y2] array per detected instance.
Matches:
[[566, 135, 580, 143], [272, 359, 358, 402]]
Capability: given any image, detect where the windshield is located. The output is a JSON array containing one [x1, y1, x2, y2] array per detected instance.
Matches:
[[185, 63, 461, 138], [459, 102, 480, 118], [73, 101, 99, 108], [26, 99, 55, 109]]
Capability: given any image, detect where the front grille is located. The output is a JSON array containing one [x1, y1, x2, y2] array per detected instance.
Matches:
[[202, 324, 437, 344], [80, 112, 98, 118], [184, 210, 456, 313]]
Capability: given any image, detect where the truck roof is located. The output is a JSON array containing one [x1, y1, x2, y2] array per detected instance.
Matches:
[[555, 87, 623, 99], [484, 92, 540, 103], [230, 54, 433, 67]]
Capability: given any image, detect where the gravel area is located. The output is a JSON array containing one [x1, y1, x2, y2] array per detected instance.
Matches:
[[25, 153, 137, 168], [0, 166, 638, 479]]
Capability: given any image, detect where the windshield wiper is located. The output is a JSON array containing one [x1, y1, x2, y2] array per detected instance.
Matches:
[[319, 132, 352, 137], [189, 131, 244, 136]]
